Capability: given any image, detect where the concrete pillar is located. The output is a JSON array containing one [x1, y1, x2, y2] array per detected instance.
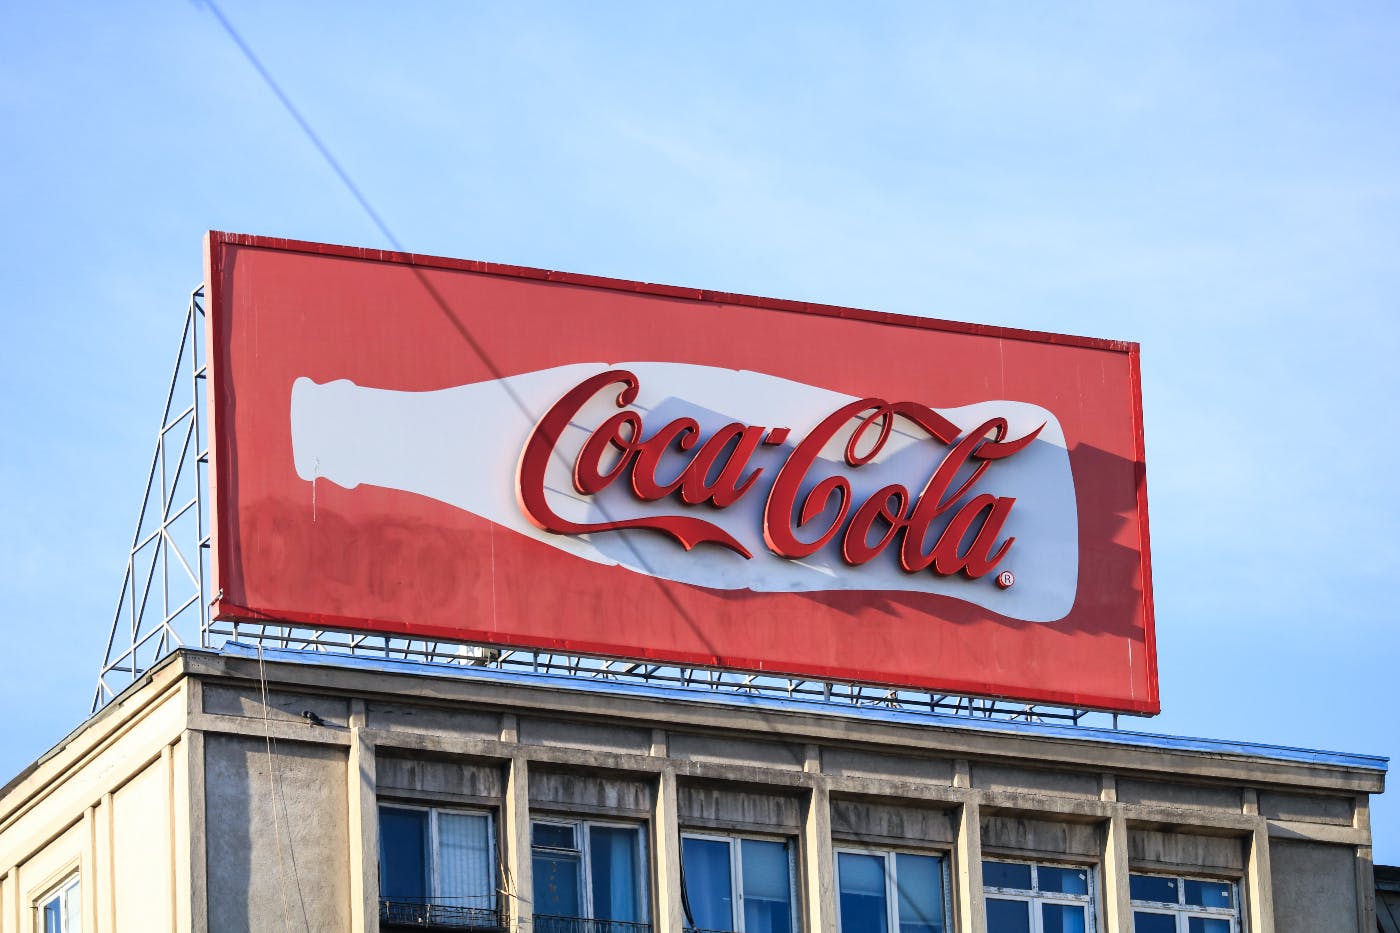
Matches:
[[2, 868, 17, 933], [180, 731, 208, 933], [80, 805, 98, 933], [1358, 846, 1378, 933], [162, 743, 179, 933], [952, 761, 985, 933], [1098, 775, 1131, 933], [1357, 795, 1377, 933], [103, 790, 116, 933], [653, 768, 685, 933], [801, 780, 836, 933], [1245, 817, 1275, 933], [504, 755, 533, 933], [1100, 812, 1132, 932], [348, 699, 380, 933], [953, 799, 987, 933], [8, 862, 20, 930]]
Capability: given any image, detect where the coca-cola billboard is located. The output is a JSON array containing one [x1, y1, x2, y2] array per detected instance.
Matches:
[[207, 232, 1158, 713]]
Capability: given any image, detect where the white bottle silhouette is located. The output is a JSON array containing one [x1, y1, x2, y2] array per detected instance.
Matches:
[[289, 361, 1079, 622]]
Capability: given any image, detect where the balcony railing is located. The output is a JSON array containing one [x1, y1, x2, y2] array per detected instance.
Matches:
[[532, 914, 653, 933], [380, 897, 503, 930]]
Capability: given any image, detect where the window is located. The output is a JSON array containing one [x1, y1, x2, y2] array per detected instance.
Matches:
[[983, 860, 1095, 933], [532, 818, 649, 933], [38, 875, 79, 933], [835, 848, 949, 933], [379, 804, 498, 929], [681, 833, 796, 933], [1130, 874, 1238, 932]]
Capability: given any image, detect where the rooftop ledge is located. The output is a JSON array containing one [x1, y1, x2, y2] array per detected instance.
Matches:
[[216, 642, 1388, 775]]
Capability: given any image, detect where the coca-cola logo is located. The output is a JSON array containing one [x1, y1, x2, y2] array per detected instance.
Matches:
[[290, 361, 1078, 621], [518, 369, 1043, 582]]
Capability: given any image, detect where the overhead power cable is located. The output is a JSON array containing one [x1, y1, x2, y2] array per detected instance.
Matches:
[[197, 0, 403, 251]]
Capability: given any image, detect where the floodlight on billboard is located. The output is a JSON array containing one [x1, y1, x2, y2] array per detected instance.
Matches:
[[205, 232, 1158, 713]]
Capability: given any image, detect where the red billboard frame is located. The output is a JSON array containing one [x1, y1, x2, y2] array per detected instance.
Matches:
[[205, 231, 1158, 714]]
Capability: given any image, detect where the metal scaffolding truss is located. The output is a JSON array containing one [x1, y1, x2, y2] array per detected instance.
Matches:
[[93, 286, 211, 710], [94, 286, 1117, 729]]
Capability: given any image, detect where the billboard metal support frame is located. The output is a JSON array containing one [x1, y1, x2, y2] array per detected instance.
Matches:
[[93, 286, 211, 710], [94, 286, 1117, 729]]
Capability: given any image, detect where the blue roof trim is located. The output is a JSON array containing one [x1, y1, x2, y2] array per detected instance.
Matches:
[[217, 643, 1389, 773]]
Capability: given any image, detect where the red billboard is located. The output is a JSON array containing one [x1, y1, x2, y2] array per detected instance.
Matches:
[[206, 232, 1158, 713]]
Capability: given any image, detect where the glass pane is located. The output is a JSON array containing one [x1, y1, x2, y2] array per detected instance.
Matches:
[[1184, 880, 1232, 909], [534, 822, 577, 850], [62, 881, 81, 933], [1129, 875, 1178, 905], [985, 898, 1031, 933], [533, 851, 582, 917], [741, 839, 793, 933], [982, 862, 1033, 891], [837, 853, 887, 933], [894, 853, 944, 933], [1038, 866, 1089, 895], [1040, 903, 1087, 933], [683, 837, 735, 932], [590, 826, 643, 922], [379, 807, 429, 900], [43, 898, 62, 933], [439, 812, 494, 910], [1132, 912, 1176, 933], [1188, 919, 1231, 933]]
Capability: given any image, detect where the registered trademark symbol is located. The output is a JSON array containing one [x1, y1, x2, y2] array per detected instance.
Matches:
[[996, 570, 1015, 590]]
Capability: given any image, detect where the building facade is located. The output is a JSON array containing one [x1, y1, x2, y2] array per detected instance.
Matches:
[[0, 645, 1386, 932], [1377, 866, 1400, 931]]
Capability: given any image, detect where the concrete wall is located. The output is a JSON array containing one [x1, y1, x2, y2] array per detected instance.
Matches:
[[3, 822, 84, 933], [1127, 828, 1245, 873], [0, 668, 189, 933], [1377, 865, 1400, 933], [980, 813, 1100, 859], [203, 734, 351, 933], [829, 798, 955, 847], [530, 769, 653, 817], [112, 758, 175, 930], [1269, 839, 1361, 933], [678, 784, 801, 832], [378, 754, 503, 804]]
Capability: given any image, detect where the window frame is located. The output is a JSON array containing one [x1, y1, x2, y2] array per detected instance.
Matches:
[[679, 830, 799, 933], [981, 858, 1097, 933], [377, 801, 499, 912], [531, 816, 652, 923], [1128, 871, 1240, 933], [35, 873, 80, 933], [833, 843, 953, 933]]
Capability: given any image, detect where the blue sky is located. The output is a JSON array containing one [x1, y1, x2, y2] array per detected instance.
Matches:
[[2, 2, 1396, 862]]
